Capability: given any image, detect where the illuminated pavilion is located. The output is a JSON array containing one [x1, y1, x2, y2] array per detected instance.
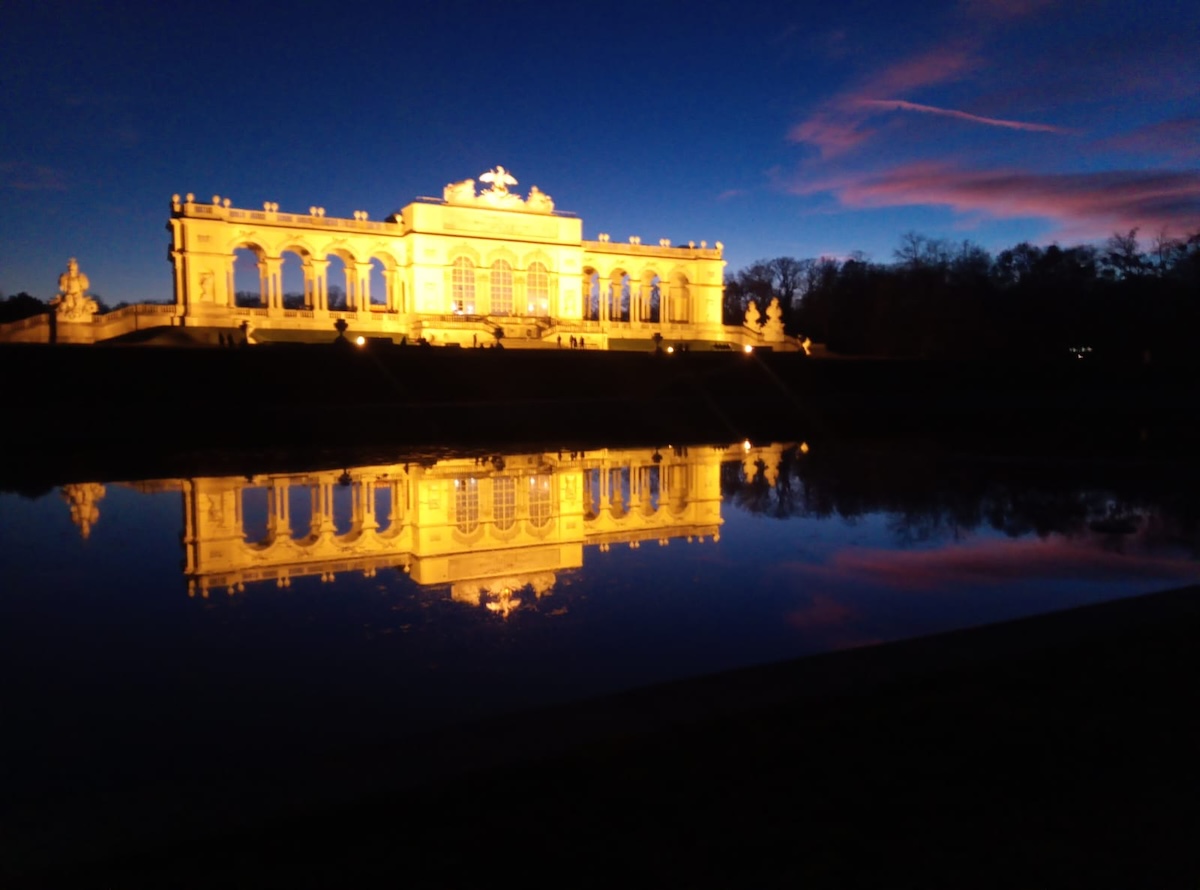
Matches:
[[0, 168, 798, 350]]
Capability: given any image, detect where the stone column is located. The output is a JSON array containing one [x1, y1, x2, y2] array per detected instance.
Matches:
[[354, 262, 373, 317], [267, 480, 291, 540], [310, 482, 336, 537], [262, 256, 284, 312], [310, 259, 329, 313], [353, 477, 378, 532]]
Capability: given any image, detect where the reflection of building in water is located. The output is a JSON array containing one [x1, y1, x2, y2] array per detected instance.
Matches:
[[61, 483, 105, 540], [174, 444, 762, 609]]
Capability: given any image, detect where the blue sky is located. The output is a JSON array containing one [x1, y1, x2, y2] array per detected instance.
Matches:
[[2, 0, 1197, 302]]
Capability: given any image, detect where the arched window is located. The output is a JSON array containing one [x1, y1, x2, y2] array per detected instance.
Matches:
[[527, 262, 549, 316], [528, 475, 552, 529], [453, 477, 479, 534], [490, 260, 513, 315], [451, 257, 474, 314], [493, 477, 515, 531]]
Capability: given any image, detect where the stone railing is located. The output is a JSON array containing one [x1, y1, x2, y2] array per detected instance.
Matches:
[[0, 313, 52, 332], [94, 303, 177, 326], [583, 240, 722, 260], [178, 201, 400, 234]]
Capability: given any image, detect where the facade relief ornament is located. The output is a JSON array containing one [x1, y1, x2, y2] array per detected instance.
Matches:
[[51, 258, 100, 322], [442, 166, 555, 214]]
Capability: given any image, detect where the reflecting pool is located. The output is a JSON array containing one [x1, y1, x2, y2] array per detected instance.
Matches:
[[3, 439, 1199, 803]]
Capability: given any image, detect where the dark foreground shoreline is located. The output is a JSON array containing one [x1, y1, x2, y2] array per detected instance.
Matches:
[[4, 342, 1199, 488], [7, 583, 1199, 888]]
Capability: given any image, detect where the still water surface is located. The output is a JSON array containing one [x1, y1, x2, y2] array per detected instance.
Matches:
[[3, 439, 1198, 801]]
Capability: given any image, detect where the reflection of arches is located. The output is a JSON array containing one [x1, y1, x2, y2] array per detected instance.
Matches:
[[528, 475, 553, 531], [452, 257, 475, 314], [527, 262, 549, 316], [241, 485, 269, 542], [453, 477, 480, 535], [492, 476, 516, 535], [490, 260, 513, 315]]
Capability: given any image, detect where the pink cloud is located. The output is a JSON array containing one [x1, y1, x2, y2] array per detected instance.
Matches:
[[958, 0, 1056, 20], [787, 113, 875, 158], [716, 188, 748, 201], [1103, 117, 1200, 162], [854, 99, 1070, 133], [0, 161, 67, 191], [788, 45, 1039, 157], [804, 162, 1200, 238], [861, 46, 979, 96]]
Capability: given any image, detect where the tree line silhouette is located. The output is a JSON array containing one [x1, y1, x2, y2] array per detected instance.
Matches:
[[724, 229, 1200, 361]]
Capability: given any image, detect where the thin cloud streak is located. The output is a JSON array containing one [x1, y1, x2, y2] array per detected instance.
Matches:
[[796, 162, 1200, 237], [855, 99, 1070, 133]]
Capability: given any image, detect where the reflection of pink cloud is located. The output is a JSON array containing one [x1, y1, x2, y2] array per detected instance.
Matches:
[[806, 162, 1200, 237], [787, 594, 856, 630], [854, 99, 1068, 133], [822, 536, 1200, 593]]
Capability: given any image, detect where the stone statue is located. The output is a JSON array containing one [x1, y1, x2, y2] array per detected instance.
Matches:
[[51, 258, 99, 322], [443, 178, 476, 204], [763, 297, 785, 341], [526, 185, 555, 213], [743, 299, 761, 331], [479, 165, 517, 196]]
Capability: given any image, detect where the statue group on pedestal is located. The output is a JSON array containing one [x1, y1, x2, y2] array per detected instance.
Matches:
[[51, 258, 99, 322], [743, 296, 785, 341]]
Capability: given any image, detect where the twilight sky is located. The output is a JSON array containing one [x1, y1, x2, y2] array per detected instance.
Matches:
[[2, 0, 1197, 302]]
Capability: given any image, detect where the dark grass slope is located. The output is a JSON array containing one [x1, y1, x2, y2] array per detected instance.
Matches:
[[3, 342, 1197, 478], [8, 585, 1199, 889]]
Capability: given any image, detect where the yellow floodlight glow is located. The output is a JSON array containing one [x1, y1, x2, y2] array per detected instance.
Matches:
[[743, 344, 754, 354], [666, 345, 675, 354], [355, 335, 365, 347]]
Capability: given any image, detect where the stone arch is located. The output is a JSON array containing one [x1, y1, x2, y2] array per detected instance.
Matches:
[[231, 242, 267, 308], [667, 269, 691, 323], [369, 249, 403, 313], [278, 243, 314, 309], [449, 255, 476, 315], [487, 252, 517, 316], [582, 266, 600, 321], [525, 474, 554, 535], [526, 260, 550, 316], [608, 267, 631, 322]]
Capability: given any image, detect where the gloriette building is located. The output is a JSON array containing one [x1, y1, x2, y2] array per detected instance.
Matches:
[[2, 168, 796, 350]]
